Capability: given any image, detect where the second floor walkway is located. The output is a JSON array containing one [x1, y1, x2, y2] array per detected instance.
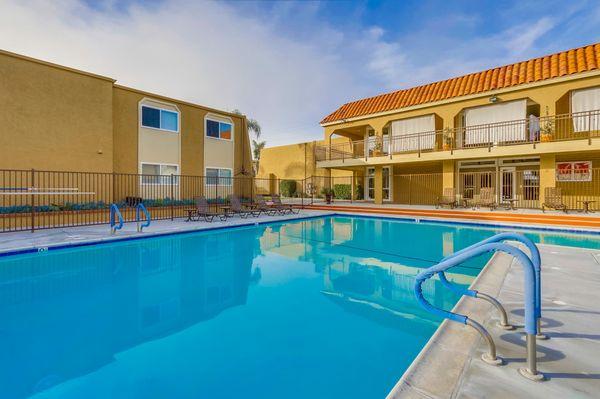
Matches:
[[316, 109, 600, 164]]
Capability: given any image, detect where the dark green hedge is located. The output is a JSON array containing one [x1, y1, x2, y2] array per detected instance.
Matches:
[[333, 184, 351, 200], [280, 180, 297, 197]]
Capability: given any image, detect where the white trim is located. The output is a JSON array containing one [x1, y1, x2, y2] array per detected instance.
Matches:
[[139, 102, 181, 133], [139, 162, 180, 185], [364, 166, 392, 201], [204, 113, 235, 142], [205, 166, 234, 187]]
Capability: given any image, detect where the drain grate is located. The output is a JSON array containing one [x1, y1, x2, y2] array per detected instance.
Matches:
[[592, 253, 600, 265]]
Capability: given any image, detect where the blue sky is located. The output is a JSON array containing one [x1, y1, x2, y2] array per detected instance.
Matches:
[[1, 0, 599, 146]]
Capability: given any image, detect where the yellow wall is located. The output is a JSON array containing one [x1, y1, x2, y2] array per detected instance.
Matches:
[[321, 73, 600, 170], [0, 49, 252, 177], [0, 50, 114, 172], [323, 73, 600, 139], [257, 138, 353, 180]]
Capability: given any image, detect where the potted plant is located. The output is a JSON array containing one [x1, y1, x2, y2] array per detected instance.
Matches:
[[540, 106, 554, 142], [372, 137, 383, 157], [442, 127, 453, 151], [321, 187, 334, 204]]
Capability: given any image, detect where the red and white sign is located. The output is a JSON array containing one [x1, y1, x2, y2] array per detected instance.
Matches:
[[556, 161, 592, 182]]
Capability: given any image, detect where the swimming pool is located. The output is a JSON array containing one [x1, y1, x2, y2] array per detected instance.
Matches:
[[1, 215, 598, 398]]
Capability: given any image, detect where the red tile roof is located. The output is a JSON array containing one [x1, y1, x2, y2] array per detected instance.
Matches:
[[321, 43, 600, 125]]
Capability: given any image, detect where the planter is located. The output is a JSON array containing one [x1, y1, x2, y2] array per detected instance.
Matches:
[[442, 143, 451, 151], [325, 194, 333, 204], [540, 133, 552, 142], [372, 150, 382, 157]]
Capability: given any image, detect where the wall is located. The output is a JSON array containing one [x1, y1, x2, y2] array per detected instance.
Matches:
[[257, 138, 353, 180], [0, 50, 114, 172], [323, 73, 600, 139]]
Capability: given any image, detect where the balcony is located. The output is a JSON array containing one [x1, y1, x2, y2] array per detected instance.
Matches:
[[316, 110, 600, 163]]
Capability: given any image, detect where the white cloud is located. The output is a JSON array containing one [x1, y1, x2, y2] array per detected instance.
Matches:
[[0, 1, 597, 148], [0, 0, 366, 145]]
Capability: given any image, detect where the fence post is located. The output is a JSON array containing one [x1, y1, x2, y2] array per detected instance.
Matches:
[[588, 112, 592, 145], [409, 175, 413, 205], [311, 176, 314, 205], [30, 169, 35, 233], [170, 174, 174, 221]]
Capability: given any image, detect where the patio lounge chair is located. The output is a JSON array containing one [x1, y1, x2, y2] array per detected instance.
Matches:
[[474, 188, 497, 211], [186, 196, 225, 222], [542, 187, 568, 213], [436, 188, 457, 209], [254, 194, 282, 216], [270, 194, 300, 214], [228, 194, 261, 218]]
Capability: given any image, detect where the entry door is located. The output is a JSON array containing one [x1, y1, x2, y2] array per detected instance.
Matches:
[[500, 167, 516, 201], [365, 167, 390, 200]]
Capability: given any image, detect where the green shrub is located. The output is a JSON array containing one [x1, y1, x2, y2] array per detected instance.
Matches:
[[279, 180, 297, 197], [333, 184, 351, 200]]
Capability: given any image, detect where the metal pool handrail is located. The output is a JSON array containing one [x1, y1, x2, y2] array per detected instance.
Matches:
[[136, 203, 151, 232], [438, 233, 545, 338], [110, 204, 124, 235], [414, 242, 544, 381]]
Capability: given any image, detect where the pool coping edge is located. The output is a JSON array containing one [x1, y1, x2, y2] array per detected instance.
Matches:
[[386, 251, 514, 399]]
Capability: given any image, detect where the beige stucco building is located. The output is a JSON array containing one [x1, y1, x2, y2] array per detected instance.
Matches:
[[261, 43, 600, 210], [0, 49, 253, 178]]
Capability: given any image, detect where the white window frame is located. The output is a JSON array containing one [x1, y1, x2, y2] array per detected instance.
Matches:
[[140, 162, 180, 185], [205, 167, 233, 187], [364, 166, 392, 201], [205, 115, 234, 142], [140, 104, 180, 133]]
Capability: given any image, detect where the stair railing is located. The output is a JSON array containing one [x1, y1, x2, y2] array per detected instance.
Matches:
[[414, 241, 544, 381], [438, 233, 545, 338], [109, 204, 124, 235], [136, 203, 151, 232]]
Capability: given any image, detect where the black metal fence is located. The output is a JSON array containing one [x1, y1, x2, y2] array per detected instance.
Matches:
[[0, 170, 317, 233]]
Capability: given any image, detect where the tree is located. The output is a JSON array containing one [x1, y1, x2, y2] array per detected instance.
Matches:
[[232, 109, 261, 139], [232, 109, 265, 175], [252, 139, 266, 160]]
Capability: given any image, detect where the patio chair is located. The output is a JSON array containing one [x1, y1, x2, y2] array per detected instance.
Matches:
[[186, 196, 225, 222], [436, 188, 457, 209], [228, 194, 261, 218], [542, 187, 568, 213], [254, 194, 282, 216], [270, 194, 300, 214], [475, 188, 497, 211]]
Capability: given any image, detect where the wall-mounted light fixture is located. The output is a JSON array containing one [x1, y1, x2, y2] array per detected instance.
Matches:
[[489, 95, 500, 103]]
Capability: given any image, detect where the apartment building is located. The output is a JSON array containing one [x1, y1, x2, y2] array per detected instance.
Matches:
[[313, 42, 600, 208], [0, 49, 253, 180]]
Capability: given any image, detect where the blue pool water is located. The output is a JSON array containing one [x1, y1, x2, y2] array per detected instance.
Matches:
[[0, 216, 598, 399]]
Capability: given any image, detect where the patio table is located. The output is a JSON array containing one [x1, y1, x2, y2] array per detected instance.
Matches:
[[501, 199, 518, 210], [577, 200, 595, 213]]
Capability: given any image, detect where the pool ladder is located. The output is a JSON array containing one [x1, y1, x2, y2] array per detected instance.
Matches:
[[110, 203, 151, 234], [136, 203, 151, 232], [414, 233, 545, 381]]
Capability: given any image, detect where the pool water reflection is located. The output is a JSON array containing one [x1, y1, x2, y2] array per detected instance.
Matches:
[[0, 216, 597, 398]]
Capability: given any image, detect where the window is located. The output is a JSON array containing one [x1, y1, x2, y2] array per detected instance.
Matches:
[[141, 163, 179, 184], [206, 119, 232, 140], [206, 168, 232, 186], [141, 106, 179, 132]]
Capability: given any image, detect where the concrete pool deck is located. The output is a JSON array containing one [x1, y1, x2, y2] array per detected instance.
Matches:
[[388, 243, 600, 399]]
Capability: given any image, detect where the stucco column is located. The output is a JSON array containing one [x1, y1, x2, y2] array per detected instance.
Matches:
[[374, 165, 383, 205], [268, 173, 277, 195], [442, 160, 455, 190], [539, 154, 556, 205]]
